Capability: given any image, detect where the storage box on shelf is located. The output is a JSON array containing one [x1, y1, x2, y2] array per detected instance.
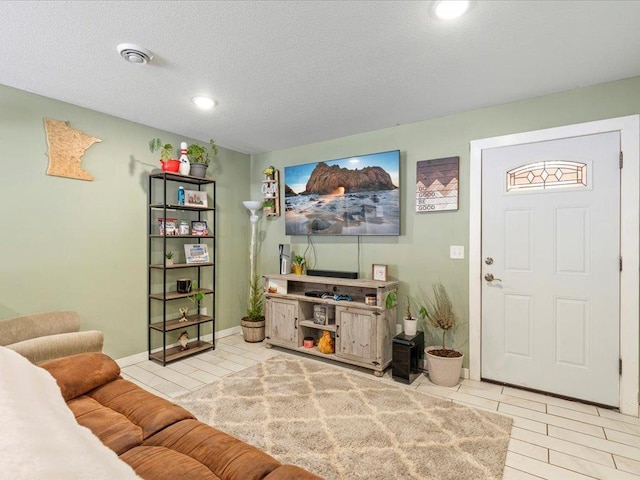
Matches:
[[263, 274, 398, 376], [148, 172, 216, 365]]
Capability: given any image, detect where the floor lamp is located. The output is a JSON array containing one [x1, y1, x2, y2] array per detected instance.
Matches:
[[242, 201, 262, 284]]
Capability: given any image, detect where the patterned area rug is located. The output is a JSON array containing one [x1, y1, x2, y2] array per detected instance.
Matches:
[[175, 356, 512, 480]]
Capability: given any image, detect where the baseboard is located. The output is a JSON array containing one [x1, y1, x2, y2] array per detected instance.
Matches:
[[116, 325, 241, 368]]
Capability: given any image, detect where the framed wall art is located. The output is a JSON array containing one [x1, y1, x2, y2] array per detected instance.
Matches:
[[416, 156, 459, 212]]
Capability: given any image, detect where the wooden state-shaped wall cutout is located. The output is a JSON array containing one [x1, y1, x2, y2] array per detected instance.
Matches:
[[44, 118, 101, 181]]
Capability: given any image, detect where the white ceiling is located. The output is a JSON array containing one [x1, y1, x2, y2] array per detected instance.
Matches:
[[1, 1, 639, 154]]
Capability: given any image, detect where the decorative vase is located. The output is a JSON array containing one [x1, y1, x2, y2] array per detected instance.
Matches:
[[241, 318, 265, 342], [165, 258, 173, 266], [425, 347, 464, 387], [190, 163, 207, 178], [292, 264, 304, 275], [403, 317, 418, 336], [179, 157, 191, 176]]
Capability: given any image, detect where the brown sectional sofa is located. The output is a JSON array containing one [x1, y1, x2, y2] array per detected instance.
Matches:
[[40, 352, 321, 480]]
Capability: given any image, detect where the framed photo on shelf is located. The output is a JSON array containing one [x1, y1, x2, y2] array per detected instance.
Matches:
[[184, 244, 210, 263], [372, 264, 388, 281], [191, 220, 209, 236], [184, 190, 208, 207], [158, 217, 178, 236]]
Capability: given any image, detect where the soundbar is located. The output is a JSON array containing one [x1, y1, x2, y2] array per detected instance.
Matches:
[[306, 269, 358, 279]]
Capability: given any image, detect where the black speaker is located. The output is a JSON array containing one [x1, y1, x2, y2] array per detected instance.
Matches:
[[392, 331, 424, 384]]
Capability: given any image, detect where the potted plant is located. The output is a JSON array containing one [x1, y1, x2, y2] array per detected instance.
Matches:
[[419, 282, 463, 387], [149, 138, 180, 172], [187, 139, 218, 178], [385, 292, 417, 335], [292, 255, 305, 275], [264, 166, 275, 181], [241, 274, 265, 342], [186, 281, 208, 316], [165, 251, 174, 266], [263, 198, 275, 215]]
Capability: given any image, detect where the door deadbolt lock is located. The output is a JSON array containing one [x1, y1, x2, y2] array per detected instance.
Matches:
[[484, 273, 502, 282], [485, 257, 493, 265]]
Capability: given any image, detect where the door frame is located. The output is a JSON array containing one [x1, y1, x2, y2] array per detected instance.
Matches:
[[469, 115, 639, 416]]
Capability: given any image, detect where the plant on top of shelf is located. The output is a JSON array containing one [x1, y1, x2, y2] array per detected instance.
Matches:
[[165, 251, 174, 259], [149, 138, 175, 161], [187, 139, 218, 166], [385, 292, 418, 335]]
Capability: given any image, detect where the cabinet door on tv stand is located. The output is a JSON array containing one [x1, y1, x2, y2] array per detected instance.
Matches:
[[265, 298, 299, 348], [336, 306, 378, 365]]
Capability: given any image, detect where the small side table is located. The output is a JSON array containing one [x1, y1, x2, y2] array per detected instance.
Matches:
[[392, 331, 424, 384]]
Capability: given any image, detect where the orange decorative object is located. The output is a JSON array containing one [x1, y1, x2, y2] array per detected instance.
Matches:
[[317, 331, 335, 354], [160, 159, 181, 172]]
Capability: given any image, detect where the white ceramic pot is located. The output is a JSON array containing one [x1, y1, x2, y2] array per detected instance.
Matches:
[[425, 348, 464, 387], [403, 317, 418, 336]]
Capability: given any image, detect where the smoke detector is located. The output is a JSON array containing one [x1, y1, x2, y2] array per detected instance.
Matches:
[[117, 43, 154, 65]]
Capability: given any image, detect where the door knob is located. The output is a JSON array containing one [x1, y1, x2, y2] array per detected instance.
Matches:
[[485, 257, 493, 265], [484, 273, 502, 282]]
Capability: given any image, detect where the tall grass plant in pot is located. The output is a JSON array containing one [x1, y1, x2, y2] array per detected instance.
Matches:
[[241, 274, 265, 342], [419, 282, 463, 387]]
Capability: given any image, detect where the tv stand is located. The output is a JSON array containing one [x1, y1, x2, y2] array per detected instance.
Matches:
[[263, 274, 398, 376]]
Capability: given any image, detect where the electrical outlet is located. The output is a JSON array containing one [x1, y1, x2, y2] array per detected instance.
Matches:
[[450, 245, 464, 259]]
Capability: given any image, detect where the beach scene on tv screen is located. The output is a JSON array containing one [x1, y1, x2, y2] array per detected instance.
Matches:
[[284, 150, 400, 236]]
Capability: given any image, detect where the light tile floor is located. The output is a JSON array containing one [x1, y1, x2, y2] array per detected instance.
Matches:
[[122, 334, 640, 480]]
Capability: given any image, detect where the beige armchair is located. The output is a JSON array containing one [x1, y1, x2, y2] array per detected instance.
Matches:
[[0, 311, 103, 364]]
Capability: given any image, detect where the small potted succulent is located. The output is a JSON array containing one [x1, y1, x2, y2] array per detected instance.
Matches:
[[165, 251, 174, 266], [292, 254, 305, 275], [263, 198, 275, 215]]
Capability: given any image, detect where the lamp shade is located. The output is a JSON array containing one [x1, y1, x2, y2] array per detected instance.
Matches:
[[243, 201, 262, 214]]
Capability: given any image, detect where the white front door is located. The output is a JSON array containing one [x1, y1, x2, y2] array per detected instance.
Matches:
[[481, 131, 620, 406]]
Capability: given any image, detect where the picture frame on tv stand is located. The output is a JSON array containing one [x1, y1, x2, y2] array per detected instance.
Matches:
[[283, 150, 400, 236]]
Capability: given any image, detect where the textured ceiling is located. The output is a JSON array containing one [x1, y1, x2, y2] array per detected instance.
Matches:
[[1, 1, 639, 154]]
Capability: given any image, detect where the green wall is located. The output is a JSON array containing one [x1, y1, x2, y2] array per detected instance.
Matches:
[[2, 75, 638, 364], [0, 84, 251, 359], [251, 76, 640, 365]]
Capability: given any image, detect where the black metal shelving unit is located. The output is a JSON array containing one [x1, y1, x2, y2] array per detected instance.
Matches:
[[147, 172, 216, 365]]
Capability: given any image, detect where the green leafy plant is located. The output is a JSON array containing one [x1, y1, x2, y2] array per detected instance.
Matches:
[[263, 199, 275, 208], [149, 138, 218, 165], [419, 282, 455, 350], [246, 274, 264, 322], [385, 292, 415, 319], [187, 281, 206, 304], [187, 139, 218, 166], [149, 138, 174, 160], [165, 251, 174, 259], [292, 254, 305, 267]]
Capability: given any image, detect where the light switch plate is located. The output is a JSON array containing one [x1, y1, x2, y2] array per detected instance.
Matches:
[[450, 245, 464, 259]]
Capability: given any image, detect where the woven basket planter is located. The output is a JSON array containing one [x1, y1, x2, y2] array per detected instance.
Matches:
[[241, 319, 265, 343]]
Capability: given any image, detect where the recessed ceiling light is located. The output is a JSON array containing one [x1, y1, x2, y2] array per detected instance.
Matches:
[[117, 43, 153, 65], [192, 96, 216, 110], [433, 0, 469, 20]]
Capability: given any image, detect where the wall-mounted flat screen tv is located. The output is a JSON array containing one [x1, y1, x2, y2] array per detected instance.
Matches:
[[284, 150, 400, 236]]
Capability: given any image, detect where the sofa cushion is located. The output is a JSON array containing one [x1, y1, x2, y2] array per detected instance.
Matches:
[[41, 351, 120, 400], [68, 395, 144, 455], [78, 377, 195, 440], [121, 446, 221, 480], [142, 419, 284, 480]]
